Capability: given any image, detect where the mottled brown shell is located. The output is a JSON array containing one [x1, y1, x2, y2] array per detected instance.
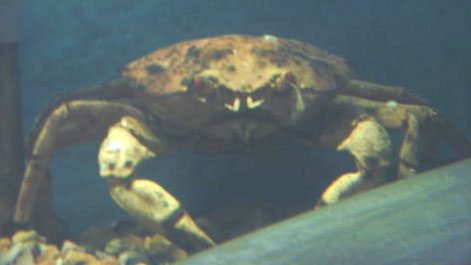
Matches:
[[121, 34, 350, 95]]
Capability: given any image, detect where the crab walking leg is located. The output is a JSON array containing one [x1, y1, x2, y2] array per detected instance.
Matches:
[[374, 101, 470, 178], [14, 100, 145, 223], [343, 79, 429, 105], [98, 117, 216, 252], [338, 80, 471, 175], [319, 119, 393, 205], [396, 114, 423, 178], [333, 95, 471, 179]]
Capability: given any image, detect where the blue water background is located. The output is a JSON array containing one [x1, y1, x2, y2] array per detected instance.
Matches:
[[18, 0, 471, 233]]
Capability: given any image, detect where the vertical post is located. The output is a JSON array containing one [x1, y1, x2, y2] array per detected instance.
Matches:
[[0, 0, 24, 235]]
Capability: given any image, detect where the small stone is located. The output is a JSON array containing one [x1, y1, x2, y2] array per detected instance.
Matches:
[[12, 248, 35, 265], [95, 249, 114, 260], [0, 243, 23, 265], [12, 230, 45, 244], [105, 238, 123, 255], [19, 240, 41, 260], [36, 243, 60, 264], [105, 235, 144, 255], [77, 226, 112, 251], [0, 237, 11, 251], [61, 240, 85, 254], [118, 250, 150, 265], [144, 234, 187, 262], [61, 249, 97, 265]]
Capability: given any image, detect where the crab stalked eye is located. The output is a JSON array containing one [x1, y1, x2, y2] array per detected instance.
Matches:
[[268, 74, 289, 94], [190, 77, 217, 102], [193, 77, 204, 90], [285, 71, 296, 84]]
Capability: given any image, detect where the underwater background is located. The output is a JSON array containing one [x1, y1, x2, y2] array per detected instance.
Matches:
[[17, 0, 470, 235]]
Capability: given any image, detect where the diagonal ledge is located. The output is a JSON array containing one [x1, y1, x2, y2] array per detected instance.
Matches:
[[175, 159, 471, 265]]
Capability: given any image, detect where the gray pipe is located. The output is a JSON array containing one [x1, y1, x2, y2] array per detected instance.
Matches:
[[0, 0, 18, 43], [0, 0, 23, 234], [175, 159, 471, 265]]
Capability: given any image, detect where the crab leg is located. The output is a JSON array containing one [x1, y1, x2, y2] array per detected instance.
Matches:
[[313, 91, 470, 206], [343, 80, 471, 154], [317, 118, 393, 206], [98, 116, 216, 252], [375, 99, 471, 177], [14, 100, 145, 223], [335, 95, 471, 178], [342, 79, 429, 105]]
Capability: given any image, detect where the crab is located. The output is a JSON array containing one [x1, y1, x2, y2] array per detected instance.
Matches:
[[14, 34, 470, 254]]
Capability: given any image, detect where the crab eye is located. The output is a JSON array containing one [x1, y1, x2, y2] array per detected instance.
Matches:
[[285, 71, 297, 84], [193, 77, 205, 90], [268, 74, 292, 94], [190, 77, 217, 102]]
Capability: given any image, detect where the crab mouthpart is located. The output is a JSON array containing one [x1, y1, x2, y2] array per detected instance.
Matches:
[[247, 96, 265, 109], [224, 96, 266, 112], [224, 97, 241, 112]]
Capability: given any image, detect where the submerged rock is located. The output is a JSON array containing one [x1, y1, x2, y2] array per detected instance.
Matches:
[[0, 229, 187, 265]]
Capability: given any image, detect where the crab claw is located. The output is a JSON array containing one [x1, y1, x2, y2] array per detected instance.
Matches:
[[98, 117, 156, 178], [108, 179, 216, 252]]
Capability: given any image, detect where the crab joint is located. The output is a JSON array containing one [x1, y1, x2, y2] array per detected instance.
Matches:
[[99, 118, 156, 178]]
